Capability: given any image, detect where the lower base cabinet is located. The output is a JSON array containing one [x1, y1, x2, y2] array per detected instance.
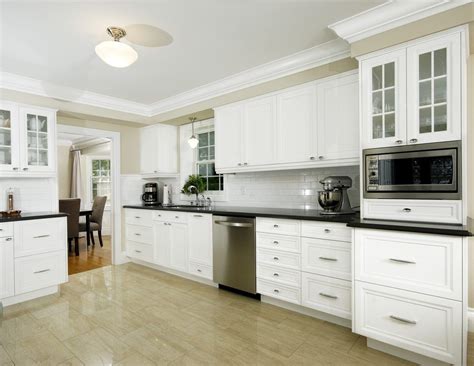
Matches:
[[0, 234, 14, 299]]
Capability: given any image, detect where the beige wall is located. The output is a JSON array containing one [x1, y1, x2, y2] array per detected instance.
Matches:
[[57, 117, 141, 175], [57, 143, 72, 199]]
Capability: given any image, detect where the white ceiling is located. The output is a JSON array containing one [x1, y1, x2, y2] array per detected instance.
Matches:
[[0, 0, 382, 105]]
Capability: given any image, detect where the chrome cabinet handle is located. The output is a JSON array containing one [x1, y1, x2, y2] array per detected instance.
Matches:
[[5, 237, 12, 241], [389, 258, 416, 264], [395, 140, 403, 144], [135, 250, 142, 253], [273, 224, 279, 228], [402, 208, 411, 213], [175, 216, 179, 219], [34, 269, 50, 274], [238, 163, 242, 166], [214, 221, 253, 228], [243, 162, 248, 166], [193, 215, 203, 218], [134, 233, 141, 236], [319, 292, 338, 300], [33, 235, 50, 239], [319, 256, 338, 262], [324, 229, 331, 233], [134, 216, 141, 219], [309, 156, 315, 161], [409, 138, 418, 143], [23, 167, 29, 171], [273, 257, 279, 261], [273, 273, 279, 277], [197, 269, 202, 272], [318, 156, 324, 160], [273, 289, 280, 293], [273, 240, 279, 245], [12, 167, 19, 171], [157, 214, 161, 217], [390, 315, 417, 325]]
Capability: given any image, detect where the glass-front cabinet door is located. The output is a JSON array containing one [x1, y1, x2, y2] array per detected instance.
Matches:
[[0, 102, 19, 172], [407, 32, 461, 144], [19, 107, 56, 173], [360, 49, 407, 148]]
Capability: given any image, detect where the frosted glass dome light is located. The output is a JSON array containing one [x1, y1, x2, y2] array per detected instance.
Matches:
[[95, 27, 138, 68]]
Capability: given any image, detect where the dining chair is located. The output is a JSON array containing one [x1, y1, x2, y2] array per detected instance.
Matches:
[[79, 196, 107, 247], [58, 198, 81, 256]]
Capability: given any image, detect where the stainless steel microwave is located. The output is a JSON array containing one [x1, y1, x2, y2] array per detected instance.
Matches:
[[363, 141, 461, 200]]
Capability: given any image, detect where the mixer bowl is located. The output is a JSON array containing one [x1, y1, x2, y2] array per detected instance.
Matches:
[[318, 190, 342, 212]]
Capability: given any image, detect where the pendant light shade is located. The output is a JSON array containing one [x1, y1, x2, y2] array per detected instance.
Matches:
[[188, 117, 199, 149], [95, 27, 138, 68]]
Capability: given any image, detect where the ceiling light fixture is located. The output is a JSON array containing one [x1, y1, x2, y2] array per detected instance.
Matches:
[[95, 27, 138, 68], [188, 117, 199, 149]]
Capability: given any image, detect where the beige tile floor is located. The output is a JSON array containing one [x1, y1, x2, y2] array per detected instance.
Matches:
[[0, 263, 470, 365]]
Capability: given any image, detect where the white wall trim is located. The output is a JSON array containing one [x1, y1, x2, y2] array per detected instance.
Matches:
[[328, 0, 471, 44], [468, 307, 474, 331], [57, 124, 122, 265], [0, 38, 349, 119]]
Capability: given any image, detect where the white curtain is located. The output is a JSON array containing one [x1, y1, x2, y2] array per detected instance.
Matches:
[[70, 149, 84, 208]]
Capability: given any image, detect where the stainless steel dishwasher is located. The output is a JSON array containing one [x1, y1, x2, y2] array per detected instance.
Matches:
[[213, 215, 256, 295]]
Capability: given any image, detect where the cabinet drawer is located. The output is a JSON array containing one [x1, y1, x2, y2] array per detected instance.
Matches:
[[257, 278, 301, 305], [363, 199, 462, 224], [256, 217, 300, 236], [125, 209, 153, 227], [302, 273, 351, 319], [126, 224, 153, 245], [189, 261, 213, 280], [301, 221, 352, 242], [153, 210, 188, 224], [0, 222, 13, 237], [15, 251, 67, 295], [354, 282, 462, 365], [354, 229, 462, 300], [257, 232, 300, 253], [302, 238, 351, 280], [257, 263, 301, 287], [257, 248, 301, 270], [127, 241, 154, 263], [14, 217, 66, 257]]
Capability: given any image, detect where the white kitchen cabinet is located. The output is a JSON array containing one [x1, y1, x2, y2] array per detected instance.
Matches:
[[277, 85, 316, 164], [406, 32, 461, 144], [0, 236, 14, 299], [140, 124, 178, 176], [0, 101, 57, 176], [244, 96, 277, 166], [169, 222, 188, 272], [214, 104, 244, 170], [188, 213, 213, 266], [0, 101, 19, 172], [153, 221, 171, 267], [317, 73, 359, 161], [360, 28, 464, 148]]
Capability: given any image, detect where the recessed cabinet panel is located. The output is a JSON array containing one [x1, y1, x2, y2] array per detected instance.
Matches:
[[0, 101, 19, 172], [188, 213, 213, 266], [140, 124, 178, 175], [0, 237, 14, 299], [277, 86, 316, 164], [214, 104, 244, 170]]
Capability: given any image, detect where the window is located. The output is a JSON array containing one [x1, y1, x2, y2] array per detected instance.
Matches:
[[196, 130, 224, 191], [91, 159, 111, 202]]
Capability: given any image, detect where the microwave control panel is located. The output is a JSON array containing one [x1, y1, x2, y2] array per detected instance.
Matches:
[[366, 156, 379, 190]]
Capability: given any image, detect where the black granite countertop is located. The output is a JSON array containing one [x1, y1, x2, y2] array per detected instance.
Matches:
[[124, 204, 473, 236], [0, 212, 68, 223]]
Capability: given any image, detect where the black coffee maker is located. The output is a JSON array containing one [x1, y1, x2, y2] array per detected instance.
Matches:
[[142, 183, 158, 206]]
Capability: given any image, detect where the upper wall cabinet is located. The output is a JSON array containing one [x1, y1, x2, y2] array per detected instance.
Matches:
[[214, 71, 359, 173], [140, 124, 178, 177], [360, 29, 463, 149], [0, 101, 56, 176]]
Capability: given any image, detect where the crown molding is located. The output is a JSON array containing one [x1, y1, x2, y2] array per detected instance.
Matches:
[[0, 38, 349, 119], [0, 72, 150, 116], [329, 0, 472, 44], [148, 38, 350, 115]]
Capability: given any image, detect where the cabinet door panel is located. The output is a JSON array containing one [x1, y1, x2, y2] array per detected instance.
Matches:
[[169, 223, 188, 272], [361, 50, 407, 148], [406, 32, 461, 144], [156, 124, 178, 173], [317, 73, 359, 160], [214, 105, 243, 170], [277, 86, 316, 163], [188, 214, 212, 266], [0, 101, 19, 172], [153, 222, 170, 266], [0, 237, 14, 299], [244, 96, 277, 166], [140, 126, 158, 174]]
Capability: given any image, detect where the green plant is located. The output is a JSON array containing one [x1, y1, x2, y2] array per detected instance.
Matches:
[[181, 175, 206, 196]]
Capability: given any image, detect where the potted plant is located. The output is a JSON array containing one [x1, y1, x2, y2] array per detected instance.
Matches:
[[181, 174, 206, 202]]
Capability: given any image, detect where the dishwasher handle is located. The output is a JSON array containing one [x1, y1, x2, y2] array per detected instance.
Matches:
[[214, 220, 254, 228]]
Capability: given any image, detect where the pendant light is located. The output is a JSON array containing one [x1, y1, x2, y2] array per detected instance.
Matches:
[[188, 117, 199, 149], [95, 27, 138, 68]]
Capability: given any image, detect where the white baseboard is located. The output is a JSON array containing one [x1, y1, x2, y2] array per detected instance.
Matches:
[[468, 307, 474, 332], [1, 285, 59, 307], [114, 251, 131, 265]]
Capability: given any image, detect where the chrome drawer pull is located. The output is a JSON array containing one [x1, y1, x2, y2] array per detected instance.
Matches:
[[5, 237, 12, 241], [273, 289, 280, 293], [402, 208, 411, 213], [409, 138, 418, 144], [197, 269, 202, 272], [175, 216, 179, 219], [273, 241, 279, 245], [319, 256, 337, 262], [273, 257, 279, 261], [135, 250, 142, 253], [395, 140, 403, 144], [273, 224, 279, 228], [273, 273, 279, 277], [34, 269, 50, 274], [389, 258, 416, 264], [390, 315, 417, 325], [33, 235, 50, 239], [135, 216, 141, 219], [319, 292, 338, 299], [324, 229, 331, 233], [134, 233, 141, 236], [193, 215, 203, 218]]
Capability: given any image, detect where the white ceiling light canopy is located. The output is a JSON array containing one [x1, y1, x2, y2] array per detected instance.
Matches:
[[95, 26, 138, 68], [188, 117, 199, 149]]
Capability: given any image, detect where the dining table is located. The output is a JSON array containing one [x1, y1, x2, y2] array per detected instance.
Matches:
[[79, 209, 93, 247]]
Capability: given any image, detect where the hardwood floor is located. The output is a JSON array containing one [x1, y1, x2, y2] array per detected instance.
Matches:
[[68, 235, 112, 275]]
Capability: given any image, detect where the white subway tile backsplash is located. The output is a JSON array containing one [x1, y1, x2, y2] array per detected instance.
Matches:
[[0, 178, 57, 212]]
